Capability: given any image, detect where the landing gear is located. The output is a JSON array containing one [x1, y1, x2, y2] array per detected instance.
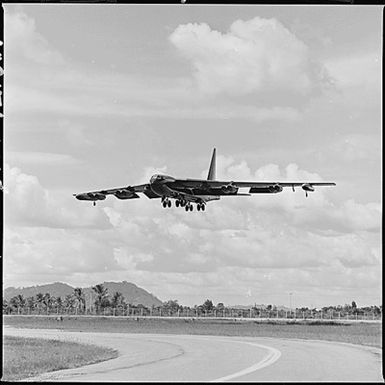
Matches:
[[176, 200, 180, 207], [197, 203, 205, 211], [184, 203, 193, 211], [93, 201, 96, 206], [162, 198, 172, 208]]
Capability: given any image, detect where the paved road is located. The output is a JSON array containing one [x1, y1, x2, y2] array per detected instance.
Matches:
[[4, 327, 383, 382]]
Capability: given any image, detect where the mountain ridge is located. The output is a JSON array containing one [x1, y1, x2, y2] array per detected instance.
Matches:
[[4, 281, 163, 307]]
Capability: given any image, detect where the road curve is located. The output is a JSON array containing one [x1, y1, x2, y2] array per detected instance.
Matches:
[[4, 327, 382, 382]]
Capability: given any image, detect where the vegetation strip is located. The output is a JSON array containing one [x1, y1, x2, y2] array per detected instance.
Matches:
[[2, 335, 118, 381], [3, 283, 382, 321], [4, 315, 382, 348]]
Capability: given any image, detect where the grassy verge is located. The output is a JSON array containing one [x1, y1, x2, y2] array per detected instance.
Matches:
[[2, 335, 118, 381], [4, 315, 382, 348]]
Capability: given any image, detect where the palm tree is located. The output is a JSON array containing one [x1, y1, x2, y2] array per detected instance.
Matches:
[[36, 293, 44, 314], [111, 292, 125, 309], [92, 284, 109, 314], [56, 297, 63, 313], [3, 299, 10, 314], [74, 288, 85, 314], [16, 294, 26, 314], [64, 294, 76, 313], [26, 296, 35, 313], [42, 293, 52, 313]]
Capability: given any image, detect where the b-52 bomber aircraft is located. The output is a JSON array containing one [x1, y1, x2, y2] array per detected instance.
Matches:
[[74, 148, 336, 212]]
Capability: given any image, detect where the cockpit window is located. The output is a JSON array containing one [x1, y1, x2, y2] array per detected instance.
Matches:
[[150, 174, 174, 183], [150, 175, 159, 183]]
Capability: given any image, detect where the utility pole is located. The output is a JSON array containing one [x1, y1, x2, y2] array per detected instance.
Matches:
[[289, 292, 293, 316]]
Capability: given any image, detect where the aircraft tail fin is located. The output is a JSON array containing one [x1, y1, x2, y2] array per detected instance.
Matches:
[[207, 148, 216, 180]]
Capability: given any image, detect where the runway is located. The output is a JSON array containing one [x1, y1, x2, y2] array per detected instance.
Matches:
[[4, 327, 382, 382]]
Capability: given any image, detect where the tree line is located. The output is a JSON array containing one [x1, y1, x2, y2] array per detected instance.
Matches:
[[2, 285, 382, 318]]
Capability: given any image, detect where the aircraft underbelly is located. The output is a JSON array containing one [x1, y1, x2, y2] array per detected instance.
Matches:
[[150, 183, 171, 197]]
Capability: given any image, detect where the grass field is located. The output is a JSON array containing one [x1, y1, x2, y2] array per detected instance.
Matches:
[[4, 315, 382, 348], [2, 335, 118, 381]]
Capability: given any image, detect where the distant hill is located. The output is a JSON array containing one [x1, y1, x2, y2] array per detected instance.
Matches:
[[4, 281, 163, 308], [82, 281, 163, 308], [4, 282, 74, 301]]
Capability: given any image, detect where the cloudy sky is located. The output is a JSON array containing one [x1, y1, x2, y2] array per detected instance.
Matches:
[[3, 4, 382, 308]]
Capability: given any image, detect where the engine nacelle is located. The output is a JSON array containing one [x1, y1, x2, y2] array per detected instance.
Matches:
[[114, 190, 139, 200], [302, 183, 315, 192], [268, 184, 283, 193], [220, 183, 238, 194], [75, 192, 106, 201]]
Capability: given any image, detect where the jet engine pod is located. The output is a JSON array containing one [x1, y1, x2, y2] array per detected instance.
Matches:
[[114, 189, 140, 200], [75, 192, 106, 201], [301, 183, 315, 192], [302, 183, 315, 197], [220, 183, 238, 194], [269, 184, 283, 193]]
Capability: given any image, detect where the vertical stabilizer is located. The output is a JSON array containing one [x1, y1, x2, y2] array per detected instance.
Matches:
[[207, 148, 216, 181]]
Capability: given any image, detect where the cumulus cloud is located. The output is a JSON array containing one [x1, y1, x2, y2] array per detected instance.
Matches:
[[3, 226, 121, 287], [3, 157, 381, 306], [98, 158, 380, 282], [5, 8, 64, 66], [5, 10, 302, 123], [169, 17, 331, 97], [4, 164, 111, 229]]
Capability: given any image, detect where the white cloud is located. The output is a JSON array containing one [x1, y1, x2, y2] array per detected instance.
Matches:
[[5, 10, 301, 123], [4, 164, 111, 229], [5, 8, 64, 66], [6, 151, 82, 166], [325, 52, 381, 88], [169, 17, 331, 97]]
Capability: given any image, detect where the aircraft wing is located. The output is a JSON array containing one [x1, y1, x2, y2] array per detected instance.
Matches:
[[173, 179, 335, 187], [170, 179, 335, 194], [73, 183, 155, 202]]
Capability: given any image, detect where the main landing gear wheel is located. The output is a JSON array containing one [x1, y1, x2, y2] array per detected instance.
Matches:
[[185, 205, 189, 212], [176, 200, 180, 207], [168, 200, 172, 208], [162, 201, 167, 208]]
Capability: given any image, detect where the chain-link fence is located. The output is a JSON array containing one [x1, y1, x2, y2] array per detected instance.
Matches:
[[3, 307, 382, 321]]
